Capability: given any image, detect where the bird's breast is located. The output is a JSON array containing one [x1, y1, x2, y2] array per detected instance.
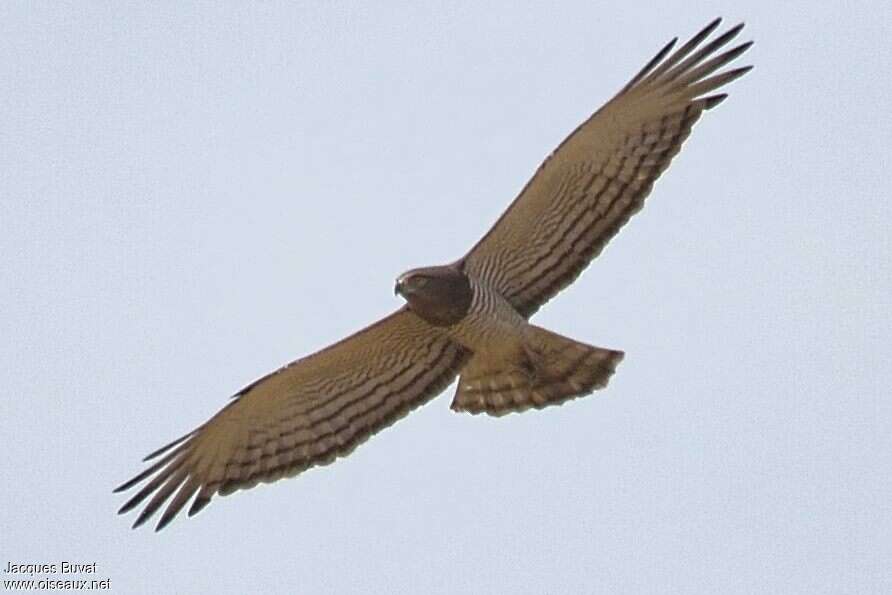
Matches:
[[445, 277, 527, 356]]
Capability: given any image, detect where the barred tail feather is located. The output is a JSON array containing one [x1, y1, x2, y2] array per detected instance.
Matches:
[[451, 326, 623, 416]]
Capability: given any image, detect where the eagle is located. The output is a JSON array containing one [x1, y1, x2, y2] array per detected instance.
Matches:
[[116, 18, 752, 530]]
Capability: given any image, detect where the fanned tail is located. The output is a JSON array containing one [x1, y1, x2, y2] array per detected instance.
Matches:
[[451, 325, 623, 416]]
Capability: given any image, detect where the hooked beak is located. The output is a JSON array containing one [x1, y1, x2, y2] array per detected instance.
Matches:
[[395, 272, 416, 298]]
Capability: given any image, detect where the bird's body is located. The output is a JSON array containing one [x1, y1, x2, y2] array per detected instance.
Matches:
[[116, 18, 753, 530], [445, 272, 528, 357], [396, 265, 623, 413]]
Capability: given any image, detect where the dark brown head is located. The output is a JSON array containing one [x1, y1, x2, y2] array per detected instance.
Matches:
[[395, 265, 473, 327]]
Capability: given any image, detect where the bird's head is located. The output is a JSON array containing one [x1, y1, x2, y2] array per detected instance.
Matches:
[[395, 265, 473, 327]]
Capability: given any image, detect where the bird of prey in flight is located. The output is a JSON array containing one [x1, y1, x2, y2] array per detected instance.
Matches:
[[116, 18, 752, 530]]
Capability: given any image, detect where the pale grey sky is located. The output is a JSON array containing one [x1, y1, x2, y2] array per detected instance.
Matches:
[[2, 2, 890, 594]]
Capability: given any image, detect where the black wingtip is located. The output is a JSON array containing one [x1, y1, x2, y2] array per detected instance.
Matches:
[[710, 23, 746, 51], [143, 431, 193, 462], [728, 64, 755, 80], [660, 38, 679, 65], [736, 40, 755, 55], [143, 445, 168, 462], [117, 493, 141, 515], [704, 17, 723, 34], [113, 466, 156, 494], [131, 507, 153, 529], [621, 35, 679, 93], [188, 495, 212, 517], [691, 18, 725, 51], [155, 515, 174, 532], [702, 94, 728, 109], [727, 21, 745, 36], [663, 37, 679, 59], [113, 475, 142, 494], [643, 35, 678, 73]]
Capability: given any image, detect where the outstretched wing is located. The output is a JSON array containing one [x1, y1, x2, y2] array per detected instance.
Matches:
[[463, 19, 752, 317], [115, 308, 467, 531]]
